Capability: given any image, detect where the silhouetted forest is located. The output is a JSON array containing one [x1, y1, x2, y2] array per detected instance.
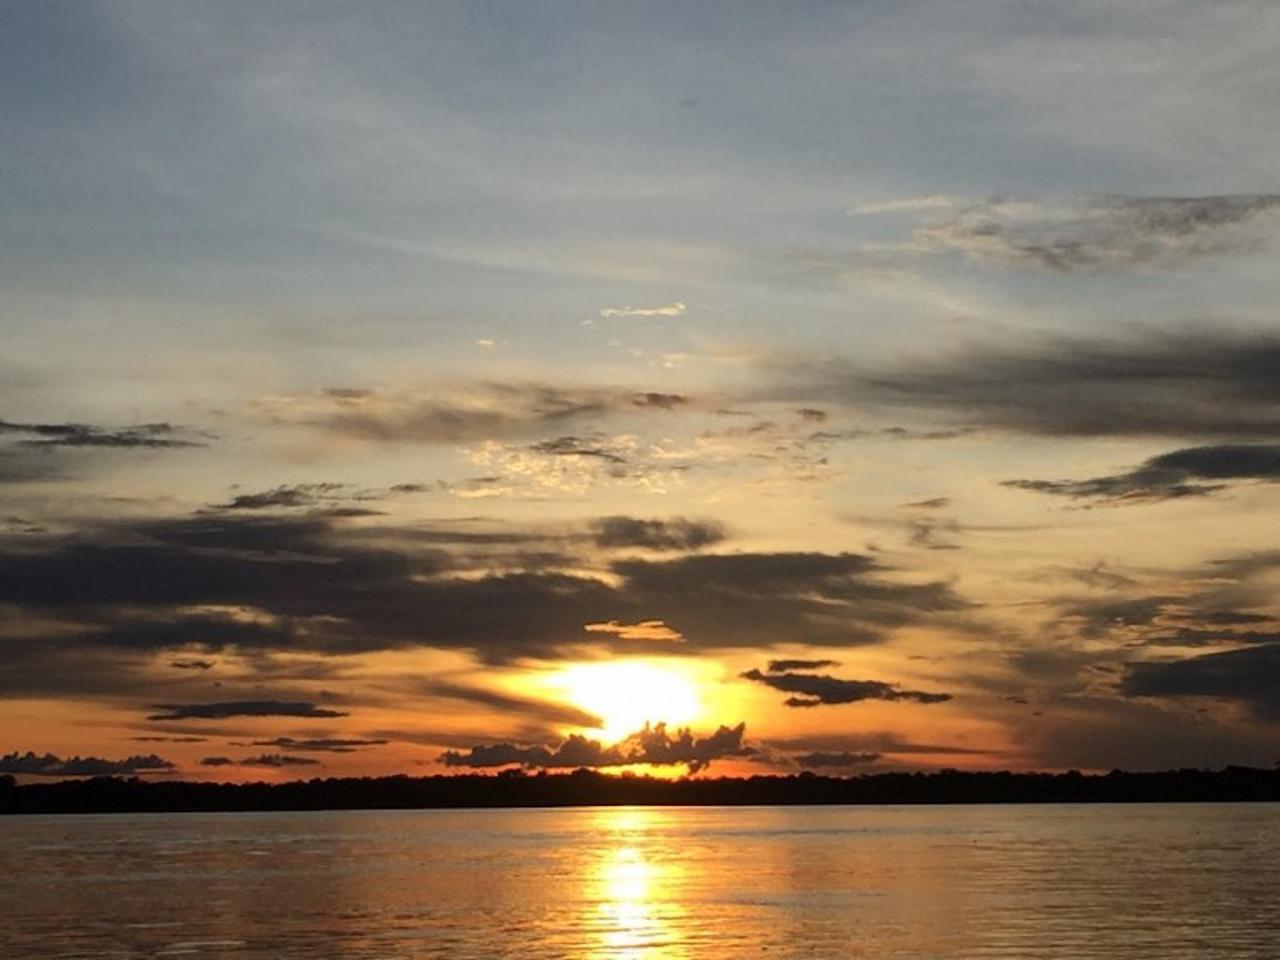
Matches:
[[3, 766, 1280, 815]]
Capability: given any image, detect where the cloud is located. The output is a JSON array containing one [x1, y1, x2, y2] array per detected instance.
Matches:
[[0, 418, 209, 486], [778, 329, 1280, 438], [199, 756, 235, 766], [583, 620, 683, 642], [215, 483, 350, 511], [0, 513, 966, 677], [0, 751, 174, 777], [1123, 643, 1280, 723], [767, 733, 994, 759], [0, 419, 210, 449], [529, 435, 629, 464], [170, 659, 215, 671], [590, 516, 725, 551], [1004, 444, 1280, 504], [852, 194, 957, 216], [741, 667, 951, 708], [599, 302, 686, 319], [261, 382, 691, 447], [903, 497, 950, 510], [240, 753, 322, 768], [632, 392, 688, 410], [766, 658, 839, 672], [247, 737, 388, 753], [914, 194, 1280, 271], [147, 701, 348, 721], [466, 433, 695, 497], [1050, 561, 1280, 650], [793, 751, 882, 768], [612, 553, 966, 651], [440, 721, 754, 774], [0, 448, 69, 484], [411, 679, 603, 729]]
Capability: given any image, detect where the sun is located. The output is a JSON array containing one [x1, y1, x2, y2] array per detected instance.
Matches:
[[551, 660, 704, 742]]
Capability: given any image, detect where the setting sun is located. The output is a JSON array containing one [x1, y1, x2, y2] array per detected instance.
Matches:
[[552, 661, 704, 741]]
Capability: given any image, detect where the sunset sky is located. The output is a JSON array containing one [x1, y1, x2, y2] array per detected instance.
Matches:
[[5, 1, 1280, 782]]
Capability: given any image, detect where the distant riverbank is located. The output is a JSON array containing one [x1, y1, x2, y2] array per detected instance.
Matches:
[[4, 765, 1279, 815]]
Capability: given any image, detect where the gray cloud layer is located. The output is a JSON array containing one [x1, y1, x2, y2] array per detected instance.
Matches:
[[1006, 444, 1280, 504], [0, 419, 209, 449], [286, 383, 692, 446], [590, 516, 725, 551], [916, 194, 1280, 272], [0, 514, 966, 703], [779, 330, 1280, 439], [147, 701, 348, 721], [741, 667, 951, 708], [1124, 643, 1280, 723]]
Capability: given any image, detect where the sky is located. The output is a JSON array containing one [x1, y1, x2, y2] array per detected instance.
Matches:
[[4, 0, 1280, 782]]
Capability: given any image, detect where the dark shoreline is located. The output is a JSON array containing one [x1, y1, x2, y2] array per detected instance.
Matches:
[[4, 766, 1280, 815]]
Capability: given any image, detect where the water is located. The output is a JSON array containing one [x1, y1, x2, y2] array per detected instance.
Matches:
[[2, 804, 1278, 958]]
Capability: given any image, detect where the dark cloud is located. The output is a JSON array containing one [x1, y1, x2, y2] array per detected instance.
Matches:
[[766, 658, 839, 672], [240, 754, 322, 768], [247, 738, 388, 753], [611, 553, 965, 651], [590, 516, 725, 551], [1059, 595, 1179, 639], [1012, 694, 1280, 771], [777, 330, 1280, 439], [0, 514, 429, 613], [916, 194, 1280, 272], [741, 667, 951, 708], [284, 382, 690, 446], [147, 701, 348, 721], [216, 483, 349, 511], [1005, 444, 1280, 504], [0, 750, 174, 777], [0, 514, 966, 675], [440, 721, 754, 774], [794, 751, 881, 768], [903, 497, 950, 510], [1057, 592, 1280, 648], [131, 736, 207, 743], [169, 659, 215, 671], [411, 679, 603, 729], [199, 756, 235, 766], [767, 733, 994, 758], [530, 435, 628, 463], [0, 419, 208, 448], [1123, 643, 1280, 722], [632, 392, 688, 409], [0, 419, 205, 486], [0, 448, 68, 484]]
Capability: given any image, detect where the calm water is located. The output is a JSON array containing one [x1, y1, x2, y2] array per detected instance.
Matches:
[[2, 803, 1278, 959]]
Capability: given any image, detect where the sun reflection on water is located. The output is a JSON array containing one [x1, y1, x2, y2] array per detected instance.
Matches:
[[584, 809, 690, 959]]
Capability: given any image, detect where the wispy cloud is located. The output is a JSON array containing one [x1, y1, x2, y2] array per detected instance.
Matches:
[[913, 194, 1280, 271], [0, 419, 211, 449], [742, 666, 951, 708], [148, 701, 348, 721], [773, 329, 1280, 438], [1005, 444, 1280, 504], [599, 301, 686, 319]]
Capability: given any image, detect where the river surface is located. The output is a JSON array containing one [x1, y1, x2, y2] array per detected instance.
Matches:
[[2, 803, 1278, 958]]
